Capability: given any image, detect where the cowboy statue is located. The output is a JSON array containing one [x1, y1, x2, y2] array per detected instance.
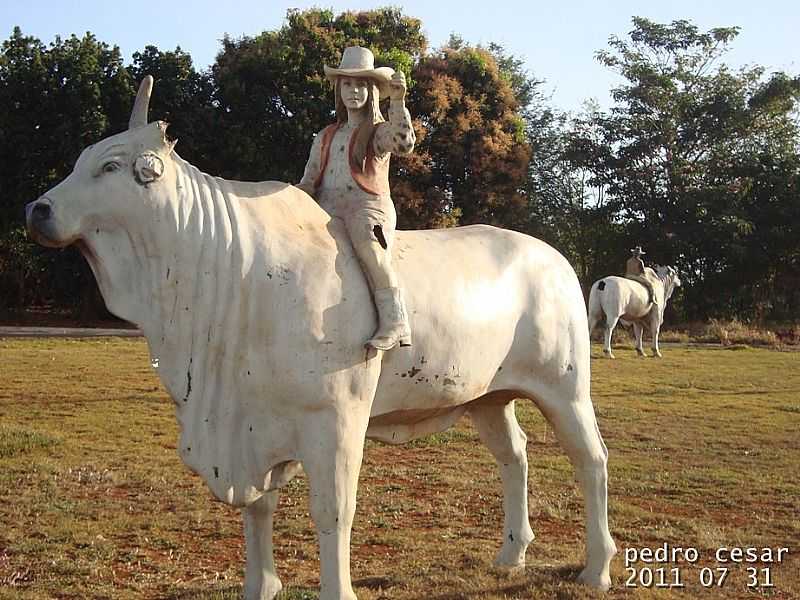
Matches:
[[297, 46, 416, 351], [625, 246, 658, 307]]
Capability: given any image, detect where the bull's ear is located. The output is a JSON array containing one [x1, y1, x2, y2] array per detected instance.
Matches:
[[134, 151, 165, 185], [156, 121, 178, 153]]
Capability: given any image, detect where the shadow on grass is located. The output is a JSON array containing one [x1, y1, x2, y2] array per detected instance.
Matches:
[[425, 564, 590, 600], [164, 568, 588, 600], [169, 585, 241, 600], [170, 586, 321, 599]]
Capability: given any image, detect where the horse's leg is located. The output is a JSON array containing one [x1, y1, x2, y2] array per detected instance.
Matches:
[[243, 490, 283, 600], [301, 405, 370, 600], [469, 400, 535, 567], [538, 392, 616, 590], [632, 322, 646, 356], [603, 316, 618, 359]]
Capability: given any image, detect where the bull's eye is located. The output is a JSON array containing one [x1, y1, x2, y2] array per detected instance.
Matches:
[[102, 161, 120, 173]]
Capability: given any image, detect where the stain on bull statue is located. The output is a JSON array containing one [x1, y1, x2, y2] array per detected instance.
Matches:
[[26, 73, 616, 599]]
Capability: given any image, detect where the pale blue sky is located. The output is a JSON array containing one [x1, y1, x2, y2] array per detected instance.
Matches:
[[1, 1, 797, 112]]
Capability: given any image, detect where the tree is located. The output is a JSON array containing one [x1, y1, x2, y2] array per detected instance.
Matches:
[[402, 39, 532, 228], [527, 102, 623, 288], [579, 17, 800, 319], [0, 27, 133, 315], [210, 8, 426, 184], [128, 46, 217, 173]]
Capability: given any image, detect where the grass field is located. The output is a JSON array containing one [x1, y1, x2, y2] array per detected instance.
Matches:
[[0, 337, 798, 599]]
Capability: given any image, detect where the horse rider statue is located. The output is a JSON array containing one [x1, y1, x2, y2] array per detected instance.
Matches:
[[625, 246, 658, 307]]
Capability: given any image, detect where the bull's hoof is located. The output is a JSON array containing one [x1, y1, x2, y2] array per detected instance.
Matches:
[[636, 348, 646, 357], [652, 350, 662, 358], [320, 590, 357, 600], [577, 567, 612, 591], [493, 545, 527, 569], [603, 351, 615, 359], [244, 574, 282, 600], [494, 528, 533, 569]]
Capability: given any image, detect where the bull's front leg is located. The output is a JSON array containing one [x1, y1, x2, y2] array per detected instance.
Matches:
[[650, 313, 663, 358], [301, 406, 371, 600], [632, 322, 646, 356], [243, 490, 282, 600]]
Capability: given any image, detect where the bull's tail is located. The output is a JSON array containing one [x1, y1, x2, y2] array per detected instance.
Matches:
[[587, 281, 606, 335]]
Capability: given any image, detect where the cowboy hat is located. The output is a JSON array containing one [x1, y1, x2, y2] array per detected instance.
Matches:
[[324, 46, 394, 98], [630, 246, 646, 255]]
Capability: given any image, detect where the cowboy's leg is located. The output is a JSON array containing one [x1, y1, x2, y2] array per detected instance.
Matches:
[[345, 214, 410, 349], [345, 210, 398, 287], [352, 237, 398, 289], [646, 280, 657, 305], [629, 275, 655, 305]]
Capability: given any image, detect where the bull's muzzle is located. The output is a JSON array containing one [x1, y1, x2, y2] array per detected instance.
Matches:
[[26, 197, 61, 247]]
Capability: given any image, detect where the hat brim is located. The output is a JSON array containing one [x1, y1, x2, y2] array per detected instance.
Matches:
[[324, 65, 395, 99]]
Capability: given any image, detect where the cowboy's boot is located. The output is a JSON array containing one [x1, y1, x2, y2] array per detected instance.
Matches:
[[367, 287, 412, 350]]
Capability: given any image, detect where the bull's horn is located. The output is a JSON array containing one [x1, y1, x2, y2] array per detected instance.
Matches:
[[129, 75, 154, 130]]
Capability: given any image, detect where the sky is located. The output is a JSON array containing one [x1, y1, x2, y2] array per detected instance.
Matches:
[[1, 0, 798, 112]]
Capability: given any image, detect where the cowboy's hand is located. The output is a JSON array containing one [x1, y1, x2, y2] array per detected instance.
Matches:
[[388, 71, 406, 101]]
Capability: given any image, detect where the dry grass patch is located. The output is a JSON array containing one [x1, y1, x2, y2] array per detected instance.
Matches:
[[0, 337, 798, 599]]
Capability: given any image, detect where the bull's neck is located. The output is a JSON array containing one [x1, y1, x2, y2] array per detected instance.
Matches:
[[658, 271, 676, 302], [150, 157, 254, 403]]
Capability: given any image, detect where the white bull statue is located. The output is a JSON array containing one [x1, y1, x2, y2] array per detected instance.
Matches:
[[587, 266, 682, 358], [26, 77, 616, 599]]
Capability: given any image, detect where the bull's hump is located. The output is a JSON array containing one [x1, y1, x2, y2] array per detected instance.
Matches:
[[222, 179, 294, 200]]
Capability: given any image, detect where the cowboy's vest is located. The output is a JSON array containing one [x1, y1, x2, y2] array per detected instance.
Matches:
[[313, 123, 390, 198]]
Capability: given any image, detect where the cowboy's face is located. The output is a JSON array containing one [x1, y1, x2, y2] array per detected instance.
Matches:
[[340, 76, 369, 110]]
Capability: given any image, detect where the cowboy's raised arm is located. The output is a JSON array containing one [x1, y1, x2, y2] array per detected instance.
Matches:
[[297, 130, 325, 197], [374, 71, 416, 157]]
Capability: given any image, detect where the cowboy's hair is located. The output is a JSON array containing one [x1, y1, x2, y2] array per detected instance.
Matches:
[[334, 77, 386, 170]]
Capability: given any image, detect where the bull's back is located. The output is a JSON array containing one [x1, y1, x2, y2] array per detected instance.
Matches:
[[372, 225, 588, 416], [242, 194, 586, 415], [598, 276, 651, 320]]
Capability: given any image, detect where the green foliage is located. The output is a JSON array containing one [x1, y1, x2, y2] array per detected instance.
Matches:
[[572, 17, 800, 319], [211, 7, 426, 184], [0, 12, 797, 321], [401, 42, 533, 228], [0, 27, 134, 315], [128, 46, 217, 172]]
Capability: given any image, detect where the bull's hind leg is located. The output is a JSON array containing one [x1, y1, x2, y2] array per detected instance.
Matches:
[[470, 401, 535, 567], [542, 395, 616, 590], [243, 490, 283, 600], [603, 318, 619, 359]]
